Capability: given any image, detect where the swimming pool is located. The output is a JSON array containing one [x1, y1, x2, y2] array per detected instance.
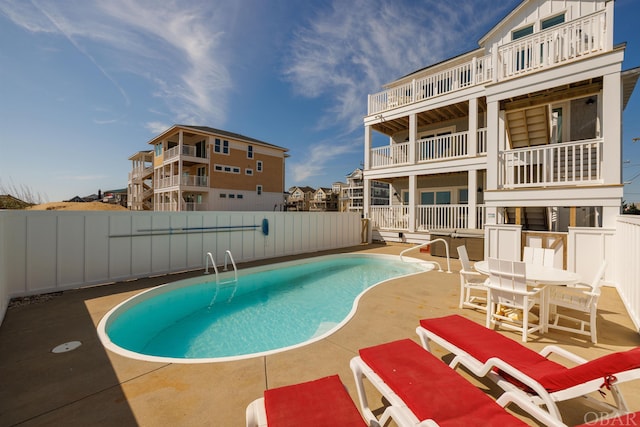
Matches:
[[97, 254, 433, 363]]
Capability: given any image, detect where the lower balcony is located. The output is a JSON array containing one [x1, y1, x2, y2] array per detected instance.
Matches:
[[370, 204, 485, 231]]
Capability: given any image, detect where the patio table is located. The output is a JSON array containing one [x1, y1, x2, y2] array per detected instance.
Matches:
[[474, 260, 581, 333]]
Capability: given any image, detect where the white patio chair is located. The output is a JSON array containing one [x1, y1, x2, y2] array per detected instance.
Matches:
[[457, 245, 488, 311], [547, 260, 607, 343], [523, 246, 554, 267], [486, 258, 543, 342]]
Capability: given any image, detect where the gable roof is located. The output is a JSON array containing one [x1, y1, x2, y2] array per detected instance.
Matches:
[[148, 124, 288, 152]]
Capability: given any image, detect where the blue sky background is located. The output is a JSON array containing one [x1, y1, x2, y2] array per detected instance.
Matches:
[[1, 0, 639, 203]]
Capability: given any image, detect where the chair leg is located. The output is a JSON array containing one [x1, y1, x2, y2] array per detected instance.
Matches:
[[522, 306, 528, 342], [590, 308, 598, 344]]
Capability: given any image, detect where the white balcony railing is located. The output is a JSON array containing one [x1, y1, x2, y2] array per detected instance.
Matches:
[[498, 10, 607, 80], [417, 131, 468, 162], [371, 142, 410, 168], [369, 55, 492, 114], [367, 9, 607, 115], [156, 175, 209, 189], [129, 165, 153, 181], [416, 204, 473, 230], [370, 204, 485, 230], [164, 145, 208, 161], [500, 139, 603, 188], [371, 128, 487, 168]]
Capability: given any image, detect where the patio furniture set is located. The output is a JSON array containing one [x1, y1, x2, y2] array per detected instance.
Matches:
[[245, 247, 636, 426]]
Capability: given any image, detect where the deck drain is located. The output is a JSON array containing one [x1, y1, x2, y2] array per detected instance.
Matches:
[[52, 341, 82, 353]]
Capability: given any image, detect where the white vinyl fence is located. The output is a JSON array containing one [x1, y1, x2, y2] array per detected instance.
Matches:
[[0, 210, 361, 324], [615, 215, 640, 331]]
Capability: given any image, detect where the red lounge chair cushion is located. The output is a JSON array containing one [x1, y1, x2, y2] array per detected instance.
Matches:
[[420, 315, 567, 384], [359, 339, 528, 426], [421, 315, 640, 393], [539, 347, 640, 392], [264, 375, 365, 427]]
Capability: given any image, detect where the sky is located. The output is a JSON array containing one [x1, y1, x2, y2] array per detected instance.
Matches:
[[1, 0, 639, 203]]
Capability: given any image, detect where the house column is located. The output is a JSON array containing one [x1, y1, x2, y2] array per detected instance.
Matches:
[[602, 72, 622, 185], [363, 177, 372, 243], [177, 130, 184, 211], [485, 99, 500, 224], [468, 170, 477, 229], [409, 113, 417, 164], [468, 97, 478, 157], [409, 174, 417, 232], [364, 125, 372, 170]]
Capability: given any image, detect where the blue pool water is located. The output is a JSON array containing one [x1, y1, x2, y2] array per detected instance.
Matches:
[[99, 254, 432, 362]]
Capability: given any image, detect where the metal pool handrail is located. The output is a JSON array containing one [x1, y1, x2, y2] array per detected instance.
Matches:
[[399, 238, 451, 273]]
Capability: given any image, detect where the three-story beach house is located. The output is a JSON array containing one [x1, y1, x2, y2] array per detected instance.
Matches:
[[363, 0, 638, 254], [128, 125, 288, 211]]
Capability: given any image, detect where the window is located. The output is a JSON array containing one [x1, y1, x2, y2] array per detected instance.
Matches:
[[419, 191, 451, 205], [224, 166, 231, 172], [220, 193, 227, 198], [512, 25, 533, 40], [542, 14, 564, 30], [214, 138, 221, 153], [237, 194, 243, 199], [257, 161, 263, 172], [245, 168, 253, 175], [257, 185, 263, 195], [458, 189, 468, 204], [223, 140, 229, 154], [229, 194, 235, 199], [215, 165, 223, 171], [247, 145, 253, 159], [232, 167, 240, 174], [420, 192, 434, 205], [436, 191, 451, 205], [155, 144, 162, 156]]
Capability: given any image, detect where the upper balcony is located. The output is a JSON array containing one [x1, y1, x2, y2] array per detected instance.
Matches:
[[164, 145, 208, 164], [367, 9, 608, 116]]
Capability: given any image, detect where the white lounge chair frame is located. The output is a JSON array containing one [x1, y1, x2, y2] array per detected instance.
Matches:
[[417, 321, 636, 422], [350, 349, 565, 427]]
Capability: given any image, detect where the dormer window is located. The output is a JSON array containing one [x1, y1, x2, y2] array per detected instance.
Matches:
[[541, 13, 565, 30], [512, 25, 533, 40]]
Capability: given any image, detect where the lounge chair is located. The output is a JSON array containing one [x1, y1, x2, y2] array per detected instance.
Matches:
[[245, 374, 373, 427], [350, 338, 564, 426], [416, 314, 640, 422]]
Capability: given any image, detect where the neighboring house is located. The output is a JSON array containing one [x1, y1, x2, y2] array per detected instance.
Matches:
[[127, 151, 154, 210], [286, 186, 315, 211], [310, 187, 339, 212], [65, 196, 86, 203], [0, 194, 32, 210], [103, 188, 128, 207], [129, 125, 288, 211], [363, 0, 638, 248], [338, 168, 391, 213]]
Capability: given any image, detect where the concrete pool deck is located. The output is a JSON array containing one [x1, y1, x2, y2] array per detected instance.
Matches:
[[1, 243, 639, 426]]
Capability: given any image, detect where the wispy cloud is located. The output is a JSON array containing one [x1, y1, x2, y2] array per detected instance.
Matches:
[[284, 0, 512, 133], [283, 0, 512, 182], [290, 138, 361, 182], [0, 0, 233, 128]]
